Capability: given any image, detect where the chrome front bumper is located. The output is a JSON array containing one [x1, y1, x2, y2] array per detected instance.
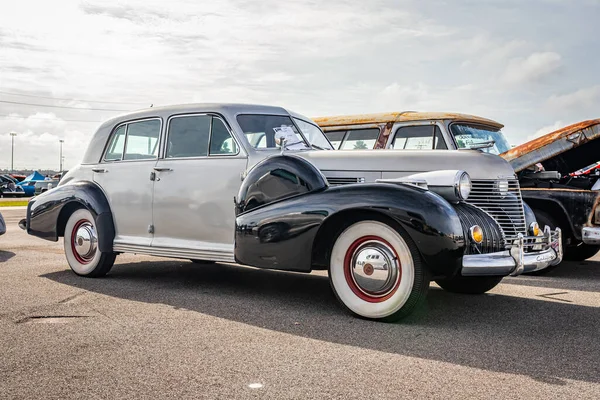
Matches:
[[582, 226, 600, 245], [462, 226, 563, 277]]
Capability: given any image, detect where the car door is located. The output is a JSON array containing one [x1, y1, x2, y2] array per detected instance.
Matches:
[[151, 114, 247, 256], [93, 118, 161, 247]]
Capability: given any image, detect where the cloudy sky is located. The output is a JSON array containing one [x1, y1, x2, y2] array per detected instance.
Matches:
[[1, 0, 599, 170]]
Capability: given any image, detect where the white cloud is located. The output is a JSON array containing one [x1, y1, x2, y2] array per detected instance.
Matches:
[[0, 0, 598, 169], [528, 120, 565, 140], [503, 52, 562, 85], [547, 85, 600, 111]]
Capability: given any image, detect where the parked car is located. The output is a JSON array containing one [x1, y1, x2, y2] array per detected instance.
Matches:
[[21, 104, 561, 321], [34, 179, 60, 195], [502, 119, 600, 262], [316, 112, 600, 264], [0, 211, 5, 236], [314, 112, 511, 154], [0, 175, 26, 197]]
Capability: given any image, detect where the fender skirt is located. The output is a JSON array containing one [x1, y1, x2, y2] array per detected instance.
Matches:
[[26, 181, 115, 252]]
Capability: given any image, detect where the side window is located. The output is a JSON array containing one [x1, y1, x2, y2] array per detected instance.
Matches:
[[209, 117, 238, 155], [167, 115, 211, 158], [339, 128, 379, 150], [123, 119, 161, 160], [325, 130, 346, 149], [104, 125, 126, 161], [392, 125, 447, 150]]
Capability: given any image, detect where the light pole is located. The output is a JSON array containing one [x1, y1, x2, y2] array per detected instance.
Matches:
[[59, 139, 64, 172], [10, 132, 17, 172]]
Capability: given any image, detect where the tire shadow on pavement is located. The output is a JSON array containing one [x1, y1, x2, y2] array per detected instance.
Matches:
[[43, 260, 600, 385], [0, 250, 16, 262]]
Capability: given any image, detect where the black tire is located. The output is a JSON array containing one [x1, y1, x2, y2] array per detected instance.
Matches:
[[328, 219, 430, 322], [526, 209, 563, 275], [190, 259, 216, 264], [435, 275, 503, 294], [64, 208, 116, 277], [564, 244, 600, 261]]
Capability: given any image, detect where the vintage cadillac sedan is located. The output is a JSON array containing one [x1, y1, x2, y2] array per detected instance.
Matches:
[[22, 104, 562, 321]]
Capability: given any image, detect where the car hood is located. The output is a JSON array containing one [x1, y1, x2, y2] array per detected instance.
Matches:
[[296, 149, 516, 181], [501, 119, 600, 173]]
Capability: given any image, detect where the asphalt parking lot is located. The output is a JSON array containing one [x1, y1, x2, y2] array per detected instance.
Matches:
[[1, 208, 599, 399]]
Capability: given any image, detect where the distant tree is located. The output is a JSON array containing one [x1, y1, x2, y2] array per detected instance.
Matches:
[[353, 140, 368, 150]]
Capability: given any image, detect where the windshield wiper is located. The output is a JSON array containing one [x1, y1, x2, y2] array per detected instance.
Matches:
[[461, 140, 495, 150], [309, 143, 326, 150]]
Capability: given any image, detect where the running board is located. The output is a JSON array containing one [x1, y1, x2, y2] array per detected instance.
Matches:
[[112, 243, 236, 263]]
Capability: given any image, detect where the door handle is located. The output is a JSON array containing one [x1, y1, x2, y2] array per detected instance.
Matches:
[[92, 168, 107, 173], [153, 167, 173, 172]]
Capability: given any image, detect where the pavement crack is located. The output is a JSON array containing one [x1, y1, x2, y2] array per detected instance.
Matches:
[[537, 291, 573, 303], [58, 291, 87, 304]]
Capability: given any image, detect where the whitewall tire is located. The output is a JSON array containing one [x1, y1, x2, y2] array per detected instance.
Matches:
[[63, 208, 116, 277], [329, 220, 429, 322]]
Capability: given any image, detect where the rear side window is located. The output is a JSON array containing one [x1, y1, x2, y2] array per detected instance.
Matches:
[[392, 125, 447, 150], [123, 120, 161, 160], [339, 129, 379, 150], [104, 125, 126, 161], [103, 119, 161, 162]]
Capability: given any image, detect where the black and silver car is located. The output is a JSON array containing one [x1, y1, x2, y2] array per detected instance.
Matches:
[[21, 103, 562, 321]]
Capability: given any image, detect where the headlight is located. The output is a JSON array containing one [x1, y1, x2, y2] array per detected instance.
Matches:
[[495, 180, 509, 197], [457, 172, 471, 200]]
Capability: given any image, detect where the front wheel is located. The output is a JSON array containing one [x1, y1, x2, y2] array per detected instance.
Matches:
[[64, 208, 116, 277], [329, 220, 430, 322], [565, 244, 600, 261], [435, 275, 503, 294]]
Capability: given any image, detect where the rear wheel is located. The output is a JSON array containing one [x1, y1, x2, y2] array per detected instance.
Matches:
[[64, 208, 116, 277], [435, 275, 503, 294], [328, 220, 429, 322]]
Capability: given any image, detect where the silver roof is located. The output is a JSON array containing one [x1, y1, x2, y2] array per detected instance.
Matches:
[[98, 103, 311, 130]]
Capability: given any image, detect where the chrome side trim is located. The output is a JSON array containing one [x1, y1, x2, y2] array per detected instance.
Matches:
[[112, 243, 236, 263], [582, 226, 600, 245], [461, 227, 562, 276]]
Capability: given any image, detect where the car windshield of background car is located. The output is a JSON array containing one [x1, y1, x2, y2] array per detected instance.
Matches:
[[450, 124, 511, 154]]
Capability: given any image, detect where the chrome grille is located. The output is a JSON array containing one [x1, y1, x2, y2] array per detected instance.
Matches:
[[326, 177, 365, 186], [465, 179, 527, 243]]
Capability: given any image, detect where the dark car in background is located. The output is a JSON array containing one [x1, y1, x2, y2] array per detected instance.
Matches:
[[502, 119, 600, 262]]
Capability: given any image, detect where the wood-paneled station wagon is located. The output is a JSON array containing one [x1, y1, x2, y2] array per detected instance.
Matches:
[[22, 104, 562, 321]]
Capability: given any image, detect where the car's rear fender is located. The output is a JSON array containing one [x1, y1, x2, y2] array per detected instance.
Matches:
[[27, 181, 115, 252]]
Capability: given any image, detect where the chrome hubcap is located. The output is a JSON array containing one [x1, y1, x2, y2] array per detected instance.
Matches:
[[74, 222, 97, 259], [350, 241, 399, 297]]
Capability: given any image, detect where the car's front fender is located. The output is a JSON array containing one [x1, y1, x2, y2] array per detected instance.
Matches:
[[235, 183, 465, 275]]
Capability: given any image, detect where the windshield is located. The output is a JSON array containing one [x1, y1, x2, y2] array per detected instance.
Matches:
[[293, 118, 333, 149], [450, 124, 511, 154], [237, 114, 310, 150]]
